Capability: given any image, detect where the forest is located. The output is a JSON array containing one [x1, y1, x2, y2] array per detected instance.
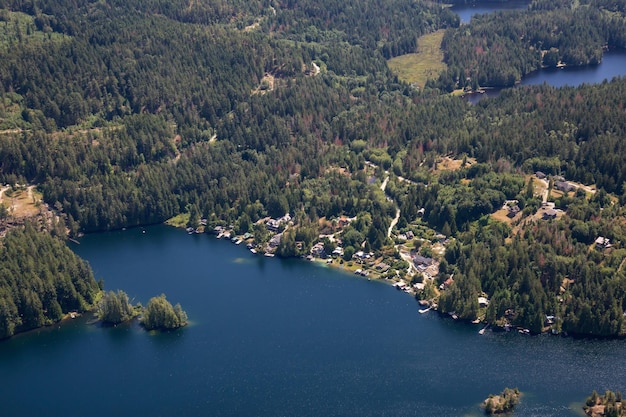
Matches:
[[0, 223, 100, 339], [432, 0, 626, 89], [0, 0, 625, 337]]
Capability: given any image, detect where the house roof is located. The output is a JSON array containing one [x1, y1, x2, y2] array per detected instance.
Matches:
[[414, 255, 434, 266]]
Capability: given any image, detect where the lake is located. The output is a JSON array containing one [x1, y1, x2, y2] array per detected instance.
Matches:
[[451, 0, 531, 24], [1, 224, 625, 417], [465, 51, 626, 103], [450, 1, 626, 101]]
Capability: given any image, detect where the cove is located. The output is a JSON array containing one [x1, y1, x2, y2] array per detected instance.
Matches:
[[451, 1, 531, 24], [1, 224, 625, 416], [465, 50, 626, 103]]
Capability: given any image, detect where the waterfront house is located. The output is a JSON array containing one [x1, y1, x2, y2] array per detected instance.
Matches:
[[375, 262, 390, 272], [311, 242, 327, 258]]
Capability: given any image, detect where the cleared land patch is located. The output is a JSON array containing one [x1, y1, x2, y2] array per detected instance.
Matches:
[[387, 30, 446, 87]]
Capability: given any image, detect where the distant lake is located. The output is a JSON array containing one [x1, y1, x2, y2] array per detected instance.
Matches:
[[449, 2, 626, 101], [451, 0, 531, 24], [1, 225, 625, 417], [465, 51, 626, 103]]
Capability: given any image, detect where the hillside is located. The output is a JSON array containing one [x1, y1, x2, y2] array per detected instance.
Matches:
[[0, 0, 625, 337]]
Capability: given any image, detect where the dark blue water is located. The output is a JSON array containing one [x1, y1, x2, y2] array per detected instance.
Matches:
[[465, 51, 626, 103], [1, 225, 625, 417], [451, 1, 530, 24]]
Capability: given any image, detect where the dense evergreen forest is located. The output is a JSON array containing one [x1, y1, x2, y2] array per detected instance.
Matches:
[[0, 0, 626, 337], [0, 224, 99, 339], [432, 0, 626, 89]]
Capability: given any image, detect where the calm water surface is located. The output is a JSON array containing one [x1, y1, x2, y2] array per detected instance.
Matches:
[[451, 1, 530, 24], [465, 51, 626, 103], [450, 1, 626, 102], [1, 225, 625, 417]]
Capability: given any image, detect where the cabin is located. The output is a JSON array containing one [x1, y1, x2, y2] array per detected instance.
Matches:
[[595, 236, 612, 250], [353, 251, 372, 261], [266, 218, 281, 232], [543, 209, 557, 220], [375, 262, 390, 272], [268, 233, 282, 248], [507, 205, 520, 218], [554, 180, 576, 193], [332, 247, 344, 257], [414, 255, 434, 270], [478, 297, 489, 307], [311, 242, 327, 258], [535, 171, 546, 179], [439, 276, 454, 290]]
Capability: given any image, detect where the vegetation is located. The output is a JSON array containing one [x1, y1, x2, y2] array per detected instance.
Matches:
[[0, 0, 625, 338], [0, 223, 100, 339], [431, 0, 626, 90], [584, 390, 626, 417], [387, 30, 447, 87], [483, 387, 521, 415], [141, 294, 188, 331], [96, 290, 137, 325]]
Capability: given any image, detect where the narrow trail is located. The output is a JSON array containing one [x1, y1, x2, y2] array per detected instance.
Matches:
[[388, 208, 400, 238], [379, 172, 400, 238]]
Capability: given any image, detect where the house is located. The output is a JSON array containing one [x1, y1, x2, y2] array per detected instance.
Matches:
[[417, 207, 426, 217], [266, 213, 292, 232], [439, 276, 454, 290], [332, 247, 344, 257], [507, 205, 520, 218], [478, 297, 489, 307], [405, 230, 415, 240], [414, 255, 434, 271], [535, 171, 546, 179], [337, 216, 352, 227], [353, 251, 372, 260], [543, 209, 557, 220], [311, 242, 327, 258], [595, 236, 612, 250], [266, 218, 281, 232], [375, 262, 390, 272], [554, 180, 576, 193], [268, 233, 282, 248]]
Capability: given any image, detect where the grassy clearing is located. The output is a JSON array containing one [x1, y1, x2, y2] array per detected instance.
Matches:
[[0, 185, 42, 218], [387, 30, 446, 87], [0, 10, 68, 49], [165, 213, 190, 228]]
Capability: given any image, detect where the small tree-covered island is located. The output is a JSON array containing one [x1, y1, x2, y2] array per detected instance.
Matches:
[[584, 390, 626, 417], [483, 388, 522, 415], [0, 0, 626, 348]]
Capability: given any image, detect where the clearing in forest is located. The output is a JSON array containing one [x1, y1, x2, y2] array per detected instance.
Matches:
[[387, 30, 446, 87], [0, 185, 42, 218]]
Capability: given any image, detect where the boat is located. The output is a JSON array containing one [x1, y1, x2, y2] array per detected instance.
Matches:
[[419, 305, 433, 314], [479, 325, 489, 335]]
